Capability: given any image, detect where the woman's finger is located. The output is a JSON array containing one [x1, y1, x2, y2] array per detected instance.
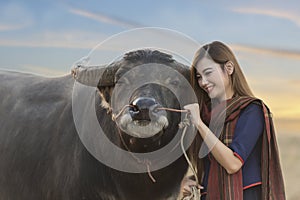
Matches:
[[198, 185, 204, 189], [182, 187, 191, 196]]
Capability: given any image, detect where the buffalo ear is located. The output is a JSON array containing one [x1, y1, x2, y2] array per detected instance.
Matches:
[[96, 65, 120, 111], [96, 64, 119, 88]]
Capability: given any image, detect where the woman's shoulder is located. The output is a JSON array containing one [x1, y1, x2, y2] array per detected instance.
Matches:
[[237, 96, 267, 111], [240, 100, 264, 120]]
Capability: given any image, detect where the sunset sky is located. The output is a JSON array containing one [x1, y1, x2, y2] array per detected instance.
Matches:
[[1, 0, 299, 134]]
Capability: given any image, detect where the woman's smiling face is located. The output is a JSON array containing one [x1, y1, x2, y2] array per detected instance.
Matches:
[[195, 55, 234, 102]]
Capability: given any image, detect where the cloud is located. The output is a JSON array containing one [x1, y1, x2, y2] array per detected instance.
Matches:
[[250, 78, 300, 120], [0, 30, 107, 49], [21, 64, 68, 77], [0, 23, 28, 31], [289, 79, 300, 85], [231, 7, 300, 27], [68, 8, 144, 28], [231, 44, 300, 60], [0, 28, 200, 64], [0, 2, 33, 32]]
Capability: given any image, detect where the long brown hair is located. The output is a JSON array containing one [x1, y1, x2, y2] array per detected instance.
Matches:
[[189, 41, 255, 182], [191, 41, 254, 105]]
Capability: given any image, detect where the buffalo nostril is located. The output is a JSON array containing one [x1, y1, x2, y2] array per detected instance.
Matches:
[[132, 97, 157, 109], [129, 106, 140, 119], [131, 105, 139, 112], [129, 97, 157, 121]]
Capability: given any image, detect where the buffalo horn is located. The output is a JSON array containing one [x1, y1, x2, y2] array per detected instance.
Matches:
[[71, 64, 117, 87]]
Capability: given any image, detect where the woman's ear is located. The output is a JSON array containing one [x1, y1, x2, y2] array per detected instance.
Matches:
[[225, 61, 234, 75]]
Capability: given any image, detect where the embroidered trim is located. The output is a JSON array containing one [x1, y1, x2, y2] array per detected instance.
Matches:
[[243, 182, 262, 190], [233, 152, 244, 164], [203, 182, 263, 196]]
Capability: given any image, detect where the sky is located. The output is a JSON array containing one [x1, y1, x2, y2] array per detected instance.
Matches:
[[0, 0, 299, 134]]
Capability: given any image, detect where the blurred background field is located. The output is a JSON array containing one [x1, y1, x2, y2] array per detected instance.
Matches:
[[278, 133, 300, 200]]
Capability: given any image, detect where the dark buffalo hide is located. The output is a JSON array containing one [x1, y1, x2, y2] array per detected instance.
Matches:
[[0, 49, 195, 200]]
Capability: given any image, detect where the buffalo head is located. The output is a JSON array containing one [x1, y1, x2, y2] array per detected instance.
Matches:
[[72, 49, 195, 153]]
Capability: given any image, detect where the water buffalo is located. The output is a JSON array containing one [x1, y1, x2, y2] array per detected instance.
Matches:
[[0, 49, 196, 200]]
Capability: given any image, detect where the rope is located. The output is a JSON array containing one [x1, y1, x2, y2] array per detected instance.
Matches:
[[112, 105, 188, 121], [114, 105, 200, 199], [112, 105, 134, 121], [182, 185, 200, 200], [179, 113, 200, 200], [157, 107, 189, 113], [117, 128, 157, 182]]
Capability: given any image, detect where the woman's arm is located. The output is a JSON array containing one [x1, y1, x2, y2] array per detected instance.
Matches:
[[184, 103, 242, 174], [196, 119, 243, 174]]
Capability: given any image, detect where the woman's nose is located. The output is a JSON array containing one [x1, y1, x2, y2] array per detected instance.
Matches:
[[198, 76, 208, 87]]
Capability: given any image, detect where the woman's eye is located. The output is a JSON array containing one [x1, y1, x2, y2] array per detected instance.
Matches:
[[204, 71, 212, 76]]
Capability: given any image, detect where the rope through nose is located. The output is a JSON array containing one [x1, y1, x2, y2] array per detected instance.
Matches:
[[156, 107, 189, 113], [112, 104, 189, 121], [112, 105, 134, 121]]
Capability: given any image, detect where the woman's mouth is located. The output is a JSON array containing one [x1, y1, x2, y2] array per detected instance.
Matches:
[[204, 86, 213, 93]]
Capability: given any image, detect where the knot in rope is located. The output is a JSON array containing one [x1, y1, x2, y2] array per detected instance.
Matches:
[[182, 185, 200, 200], [178, 113, 191, 129]]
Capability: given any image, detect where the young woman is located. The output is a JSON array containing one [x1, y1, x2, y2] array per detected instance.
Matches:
[[182, 41, 285, 200]]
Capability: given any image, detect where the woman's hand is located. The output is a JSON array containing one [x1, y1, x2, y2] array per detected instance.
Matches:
[[184, 103, 202, 127], [181, 176, 203, 197]]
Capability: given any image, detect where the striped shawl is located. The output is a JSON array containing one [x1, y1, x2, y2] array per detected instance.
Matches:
[[201, 96, 285, 200]]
